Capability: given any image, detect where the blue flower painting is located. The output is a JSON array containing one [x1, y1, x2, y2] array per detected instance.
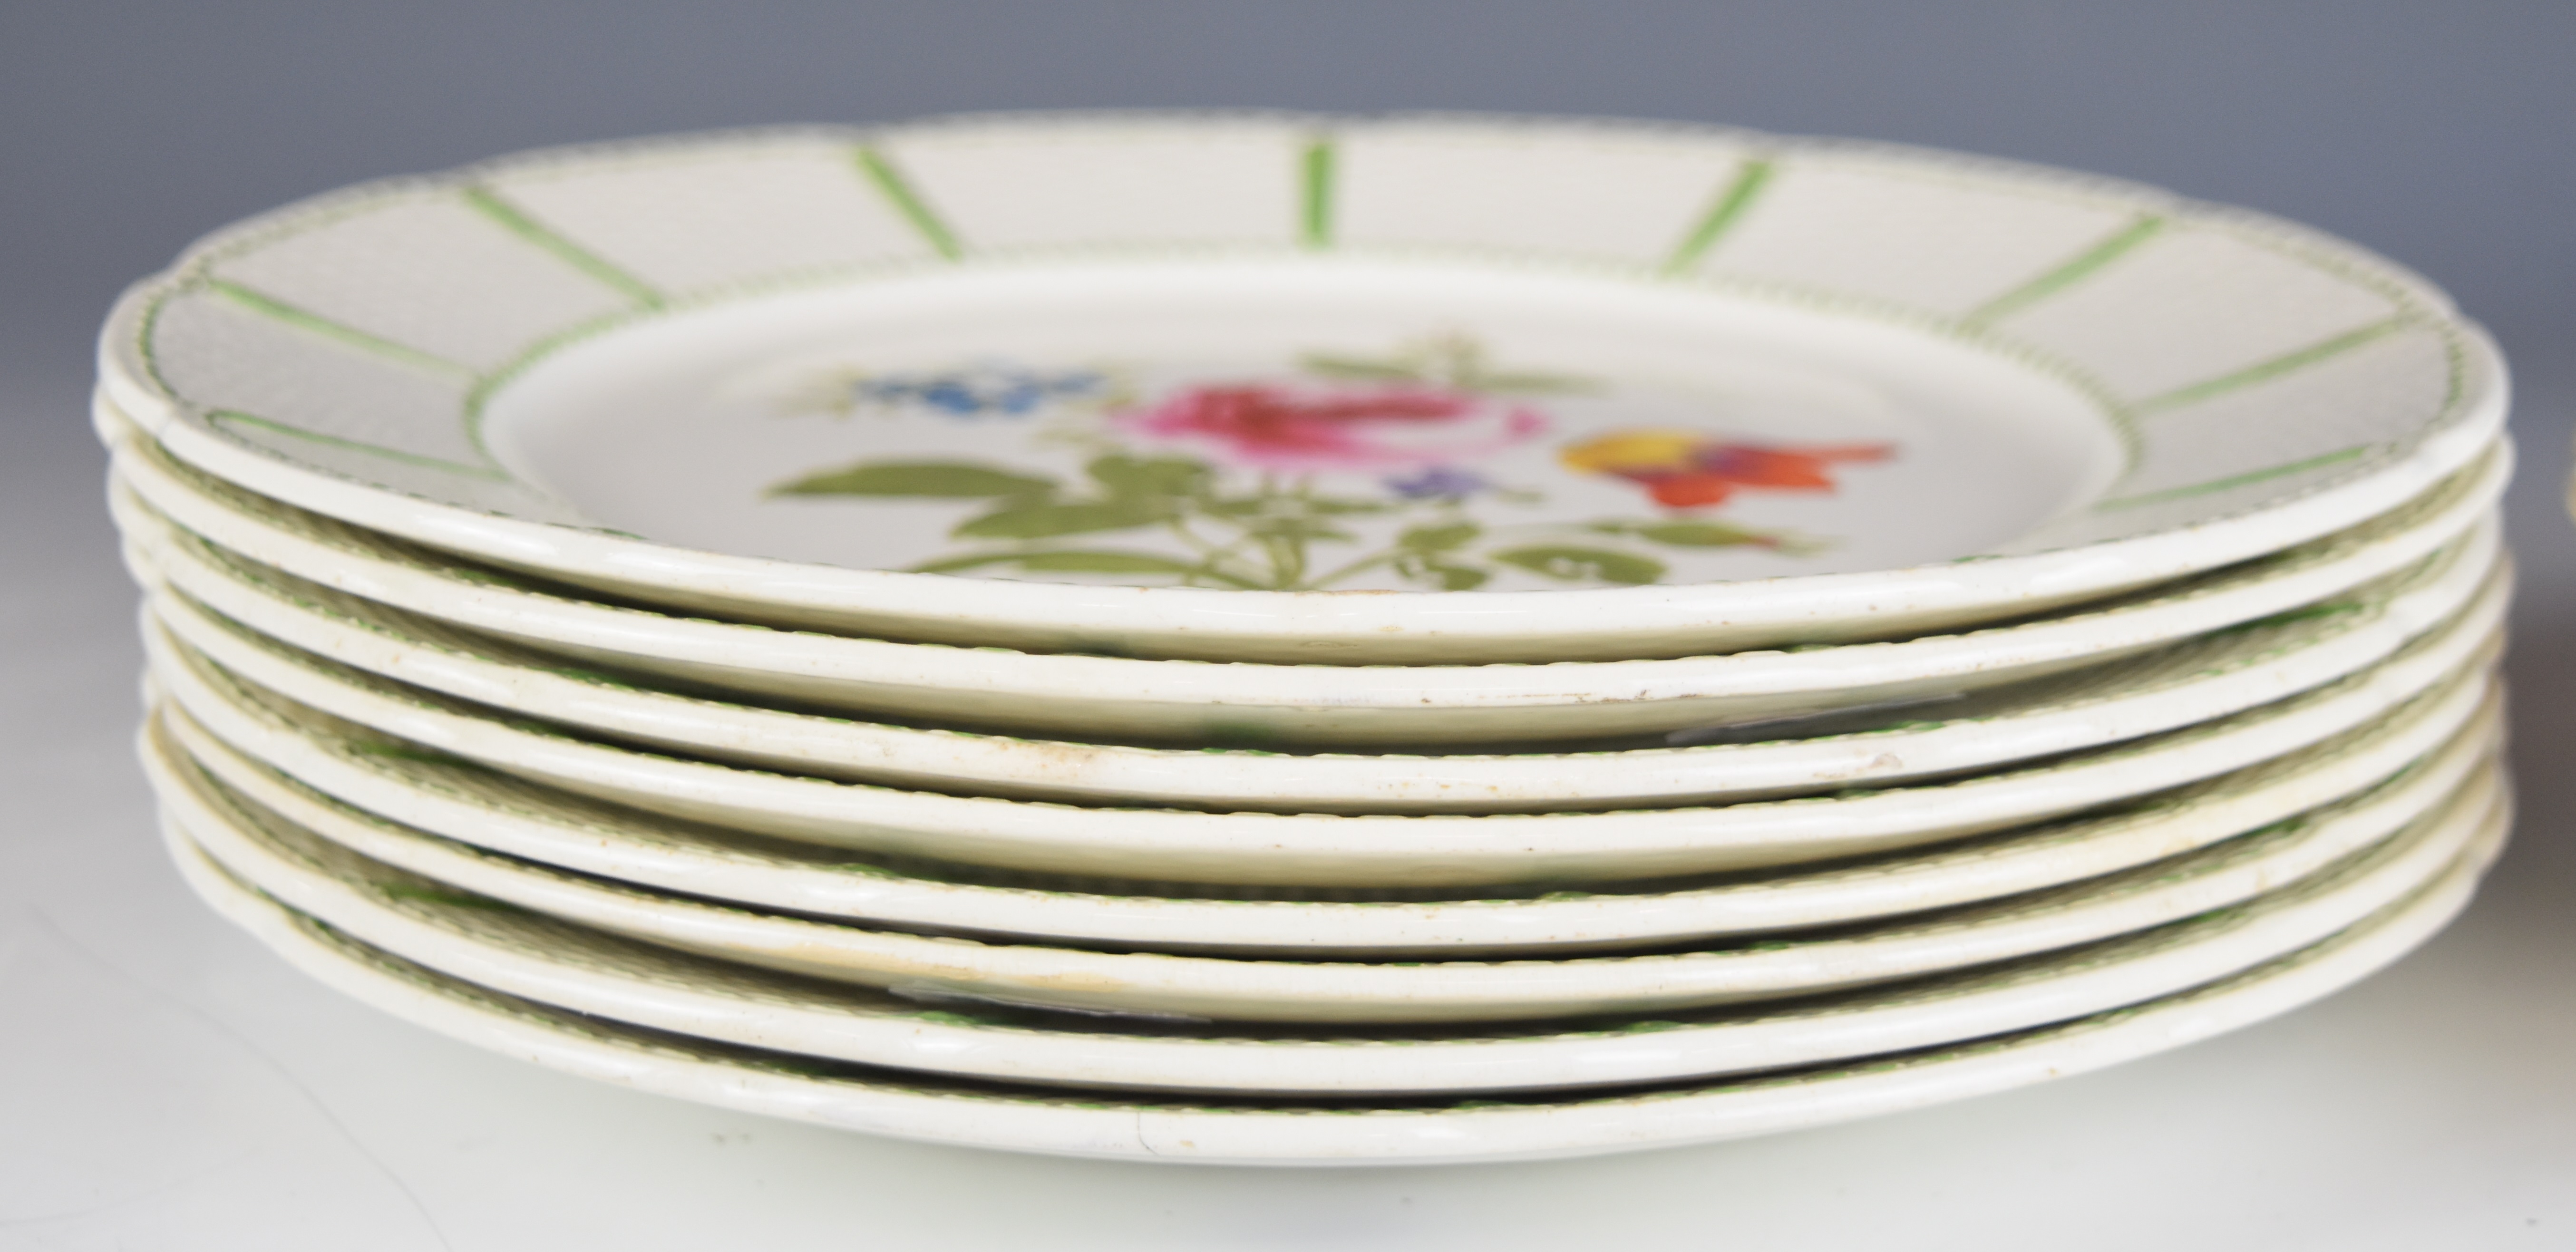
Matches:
[[845, 361, 1108, 417]]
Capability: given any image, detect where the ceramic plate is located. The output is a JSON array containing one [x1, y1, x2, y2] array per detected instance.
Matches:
[[160, 808, 2496, 1163], [2565, 428, 2576, 523], [102, 410, 2511, 748], [154, 726, 2501, 1095], [122, 518, 2505, 815], [98, 114, 2507, 665], [159, 643, 2501, 955], [142, 699, 2501, 1026], [139, 595, 2506, 886]]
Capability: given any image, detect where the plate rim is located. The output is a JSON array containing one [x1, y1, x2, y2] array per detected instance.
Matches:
[[152, 638, 2504, 955], [96, 111, 2512, 664], [143, 696, 2504, 1029], [149, 721, 2503, 1090], [157, 793, 2501, 1164], [123, 517, 2510, 815], [135, 591, 2510, 887], [101, 404, 2516, 752]]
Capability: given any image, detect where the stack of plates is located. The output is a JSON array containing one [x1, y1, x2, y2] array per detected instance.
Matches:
[[99, 113, 2514, 1165]]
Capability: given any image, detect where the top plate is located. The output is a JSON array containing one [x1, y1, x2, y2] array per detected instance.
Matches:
[[98, 113, 2505, 663]]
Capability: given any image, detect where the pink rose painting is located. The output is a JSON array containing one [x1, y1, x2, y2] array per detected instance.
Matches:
[[1116, 381, 1549, 472]]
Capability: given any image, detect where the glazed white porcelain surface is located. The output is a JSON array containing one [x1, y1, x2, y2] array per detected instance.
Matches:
[[152, 718, 2501, 1093], [159, 806, 2498, 1163], [97, 114, 2507, 663], [103, 417, 2510, 751], [158, 641, 2500, 955], [145, 697, 2500, 1026], [139, 588, 2506, 886], [122, 514, 2505, 814]]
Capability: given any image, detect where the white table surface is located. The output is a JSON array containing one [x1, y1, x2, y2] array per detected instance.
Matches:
[[4, 396, 2573, 1250]]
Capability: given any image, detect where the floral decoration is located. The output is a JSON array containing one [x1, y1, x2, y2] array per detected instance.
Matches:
[[1117, 383, 1547, 471], [810, 360, 1112, 418], [1382, 466, 1493, 501], [768, 334, 1881, 591], [1560, 431, 1894, 508]]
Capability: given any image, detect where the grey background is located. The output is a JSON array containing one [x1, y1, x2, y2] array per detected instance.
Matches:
[[1, 4, 2571, 1248]]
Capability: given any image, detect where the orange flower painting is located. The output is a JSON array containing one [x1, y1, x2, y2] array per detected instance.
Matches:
[[1560, 430, 1893, 508]]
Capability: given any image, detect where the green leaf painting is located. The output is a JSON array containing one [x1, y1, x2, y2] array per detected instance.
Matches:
[[768, 460, 1054, 499], [914, 549, 1205, 576], [953, 499, 1176, 540], [1587, 518, 1825, 555], [1490, 545, 1668, 585], [1397, 521, 1480, 553], [1298, 331, 1593, 395], [1086, 455, 1211, 499]]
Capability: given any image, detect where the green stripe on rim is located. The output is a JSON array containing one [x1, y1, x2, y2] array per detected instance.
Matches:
[[206, 410, 510, 482], [207, 281, 478, 379], [2133, 316, 2419, 415], [460, 186, 665, 309], [1662, 155, 1775, 275], [1962, 214, 2167, 328], [1300, 136, 1335, 249], [855, 146, 964, 261], [2093, 445, 2373, 512]]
